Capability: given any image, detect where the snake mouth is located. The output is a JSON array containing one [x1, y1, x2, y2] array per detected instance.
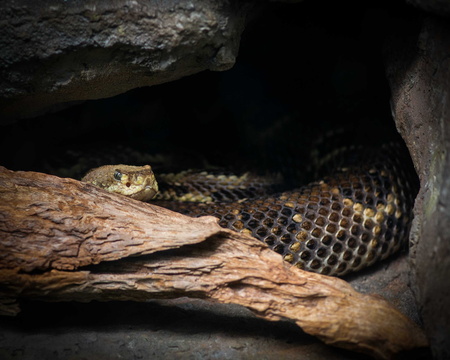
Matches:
[[145, 185, 158, 197], [129, 185, 158, 202]]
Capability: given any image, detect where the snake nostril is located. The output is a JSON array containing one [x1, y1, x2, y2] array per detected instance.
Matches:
[[126, 182, 131, 187]]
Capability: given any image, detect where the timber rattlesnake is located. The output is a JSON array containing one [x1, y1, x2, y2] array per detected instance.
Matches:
[[81, 142, 418, 277]]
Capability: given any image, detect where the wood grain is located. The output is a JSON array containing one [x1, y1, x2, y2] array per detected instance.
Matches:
[[0, 166, 428, 359]]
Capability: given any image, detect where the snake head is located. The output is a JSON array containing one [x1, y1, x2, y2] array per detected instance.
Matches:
[[82, 164, 159, 201]]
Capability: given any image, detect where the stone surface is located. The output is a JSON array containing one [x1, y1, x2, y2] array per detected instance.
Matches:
[[0, 254, 431, 360], [406, 0, 450, 17], [386, 15, 450, 360], [0, 0, 248, 120], [0, 299, 374, 360]]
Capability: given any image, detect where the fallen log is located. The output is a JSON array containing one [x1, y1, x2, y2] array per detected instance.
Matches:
[[0, 166, 428, 359]]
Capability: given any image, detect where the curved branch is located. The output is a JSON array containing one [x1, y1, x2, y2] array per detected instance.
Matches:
[[0, 166, 427, 359]]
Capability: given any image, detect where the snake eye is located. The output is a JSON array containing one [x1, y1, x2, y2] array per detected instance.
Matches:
[[113, 170, 122, 181]]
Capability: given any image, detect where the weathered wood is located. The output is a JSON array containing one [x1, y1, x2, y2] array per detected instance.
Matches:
[[0, 166, 428, 359]]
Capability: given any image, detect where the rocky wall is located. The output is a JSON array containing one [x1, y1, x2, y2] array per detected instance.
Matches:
[[386, 16, 450, 360], [0, 0, 249, 120]]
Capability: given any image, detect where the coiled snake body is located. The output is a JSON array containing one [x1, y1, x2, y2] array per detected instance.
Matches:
[[82, 142, 417, 277]]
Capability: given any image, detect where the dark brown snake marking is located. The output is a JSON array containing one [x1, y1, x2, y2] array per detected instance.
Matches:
[[83, 143, 418, 277]]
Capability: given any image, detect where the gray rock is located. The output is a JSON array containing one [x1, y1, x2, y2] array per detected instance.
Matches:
[[0, 0, 249, 120], [386, 15, 450, 360], [406, 0, 450, 17]]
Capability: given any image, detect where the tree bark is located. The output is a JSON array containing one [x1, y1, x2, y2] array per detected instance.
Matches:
[[0, 166, 427, 359]]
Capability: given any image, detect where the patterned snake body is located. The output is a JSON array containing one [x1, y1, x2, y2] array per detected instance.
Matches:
[[82, 143, 417, 277]]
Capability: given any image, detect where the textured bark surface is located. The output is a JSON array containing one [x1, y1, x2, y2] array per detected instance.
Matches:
[[386, 16, 450, 360], [0, 0, 248, 121], [0, 166, 427, 359]]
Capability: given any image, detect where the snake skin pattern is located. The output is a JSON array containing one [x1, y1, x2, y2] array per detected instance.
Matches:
[[154, 143, 418, 277]]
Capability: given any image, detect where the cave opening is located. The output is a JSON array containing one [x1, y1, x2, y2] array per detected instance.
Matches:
[[1, 1, 438, 359]]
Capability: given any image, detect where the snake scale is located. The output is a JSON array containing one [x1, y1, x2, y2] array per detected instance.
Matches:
[[82, 142, 418, 277]]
